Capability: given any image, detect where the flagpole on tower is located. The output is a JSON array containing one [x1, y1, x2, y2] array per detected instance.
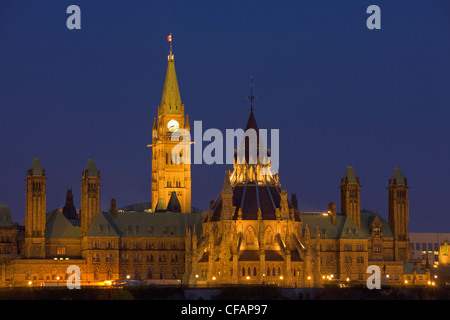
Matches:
[[168, 33, 173, 58]]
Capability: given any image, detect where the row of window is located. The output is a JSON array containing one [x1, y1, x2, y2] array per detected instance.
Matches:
[[0, 247, 13, 254], [90, 241, 179, 250], [324, 256, 365, 264], [92, 253, 182, 264], [411, 243, 440, 252], [122, 267, 178, 280], [0, 235, 13, 243], [344, 256, 365, 264]]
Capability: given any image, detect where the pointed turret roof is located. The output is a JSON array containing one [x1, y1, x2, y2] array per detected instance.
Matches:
[[62, 189, 78, 220], [236, 108, 263, 165], [245, 108, 259, 133], [160, 54, 182, 114], [390, 167, 406, 185], [0, 204, 14, 226], [221, 168, 233, 195], [154, 198, 167, 212], [30, 157, 43, 176], [185, 114, 190, 130], [167, 191, 181, 213], [85, 157, 98, 177], [342, 165, 358, 184]]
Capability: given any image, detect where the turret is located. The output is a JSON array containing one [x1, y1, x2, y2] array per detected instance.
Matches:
[[80, 157, 101, 236], [388, 167, 410, 261], [340, 165, 361, 227], [25, 157, 46, 258]]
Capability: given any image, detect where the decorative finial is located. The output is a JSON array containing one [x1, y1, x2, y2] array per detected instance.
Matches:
[[247, 76, 257, 113]]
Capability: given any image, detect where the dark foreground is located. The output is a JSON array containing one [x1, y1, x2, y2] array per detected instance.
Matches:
[[0, 285, 448, 300]]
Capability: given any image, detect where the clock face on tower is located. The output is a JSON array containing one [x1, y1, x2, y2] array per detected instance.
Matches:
[[167, 119, 180, 132]]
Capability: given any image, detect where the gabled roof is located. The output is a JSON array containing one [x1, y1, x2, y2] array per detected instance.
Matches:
[[302, 214, 369, 239], [0, 205, 14, 226], [302, 210, 394, 240], [45, 210, 80, 238], [360, 210, 394, 238], [114, 211, 203, 238], [403, 262, 426, 275], [85, 211, 121, 237]]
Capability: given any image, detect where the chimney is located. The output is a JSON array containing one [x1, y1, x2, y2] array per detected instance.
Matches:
[[110, 198, 117, 218], [328, 202, 336, 225]]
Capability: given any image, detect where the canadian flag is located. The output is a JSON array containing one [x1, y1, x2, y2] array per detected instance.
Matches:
[[168, 34, 172, 42]]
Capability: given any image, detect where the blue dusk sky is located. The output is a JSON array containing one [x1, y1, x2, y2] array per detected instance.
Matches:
[[0, 0, 449, 232]]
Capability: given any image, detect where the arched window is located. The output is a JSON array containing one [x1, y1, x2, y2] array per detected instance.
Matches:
[[107, 268, 112, 280], [242, 267, 246, 277], [245, 228, 255, 244], [94, 268, 99, 280], [147, 268, 153, 279], [265, 229, 274, 244], [135, 268, 140, 280], [267, 267, 271, 276], [253, 267, 257, 276]]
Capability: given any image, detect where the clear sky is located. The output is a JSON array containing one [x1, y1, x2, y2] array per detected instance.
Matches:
[[1, 0, 449, 232]]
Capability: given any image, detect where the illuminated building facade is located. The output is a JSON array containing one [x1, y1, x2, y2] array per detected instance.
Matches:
[[0, 49, 424, 288]]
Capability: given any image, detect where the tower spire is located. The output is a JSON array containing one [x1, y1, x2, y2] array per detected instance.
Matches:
[[160, 35, 182, 115], [247, 76, 256, 113]]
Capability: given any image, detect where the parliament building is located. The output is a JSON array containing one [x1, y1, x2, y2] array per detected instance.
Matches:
[[0, 47, 429, 288]]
